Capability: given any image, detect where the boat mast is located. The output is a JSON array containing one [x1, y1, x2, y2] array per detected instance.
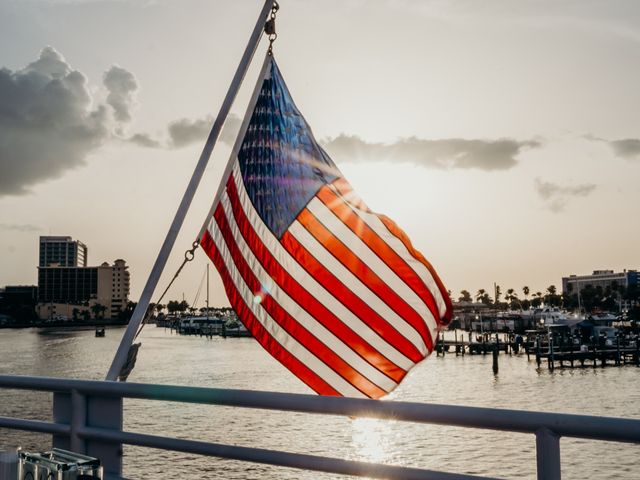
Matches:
[[106, 0, 277, 381], [206, 263, 209, 321]]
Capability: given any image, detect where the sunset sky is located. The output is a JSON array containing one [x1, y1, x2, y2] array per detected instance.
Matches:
[[1, 0, 639, 306]]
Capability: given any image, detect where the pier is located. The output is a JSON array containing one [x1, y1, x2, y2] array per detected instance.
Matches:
[[434, 332, 524, 357], [526, 335, 640, 370], [434, 329, 640, 374]]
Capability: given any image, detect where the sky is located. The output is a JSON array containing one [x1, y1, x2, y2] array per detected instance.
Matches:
[[1, 0, 639, 307]]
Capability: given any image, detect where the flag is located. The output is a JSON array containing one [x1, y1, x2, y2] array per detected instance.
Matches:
[[200, 55, 452, 399]]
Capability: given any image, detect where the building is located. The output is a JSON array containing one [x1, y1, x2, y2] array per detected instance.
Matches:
[[37, 259, 130, 320], [0, 285, 39, 323], [39, 236, 87, 267], [1, 285, 38, 306], [562, 269, 639, 294]]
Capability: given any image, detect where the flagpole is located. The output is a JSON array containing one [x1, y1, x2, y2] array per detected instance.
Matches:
[[106, 0, 277, 381]]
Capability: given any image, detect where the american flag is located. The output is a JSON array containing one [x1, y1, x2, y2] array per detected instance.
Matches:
[[200, 56, 452, 399]]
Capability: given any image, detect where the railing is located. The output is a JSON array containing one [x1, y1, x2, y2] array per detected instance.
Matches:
[[1, 375, 639, 480]]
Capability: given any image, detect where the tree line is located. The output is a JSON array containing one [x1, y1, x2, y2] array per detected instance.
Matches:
[[456, 282, 640, 315], [145, 301, 234, 317]]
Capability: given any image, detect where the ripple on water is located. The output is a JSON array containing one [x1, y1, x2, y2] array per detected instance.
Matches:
[[0, 327, 638, 479]]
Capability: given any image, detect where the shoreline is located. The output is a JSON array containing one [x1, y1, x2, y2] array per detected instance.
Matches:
[[0, 319, 128, 329]]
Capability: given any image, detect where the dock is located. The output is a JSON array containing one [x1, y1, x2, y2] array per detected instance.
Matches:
[[434, 329, 640, 374], [526, 337, 640, 370], [434, 332, 524, 356]]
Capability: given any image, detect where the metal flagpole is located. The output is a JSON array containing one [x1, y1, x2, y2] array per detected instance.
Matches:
[[107, 0, 277, 381]]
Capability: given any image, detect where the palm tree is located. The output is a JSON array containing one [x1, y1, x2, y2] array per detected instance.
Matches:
[[476, 289, 486, 303], [531, 292, 543, 308], [508, 289, 521, 309], [458, 290, 472, 302], [178, 300, 189, 314], [522, 286, 530, 299], [545, 285, 559, 306], [91, 303, 103, 320], [167, 301, 180, 315], [505, 288, 515, 304]]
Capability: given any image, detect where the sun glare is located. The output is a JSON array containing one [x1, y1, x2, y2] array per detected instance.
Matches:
[[351, 417, 391, 464]]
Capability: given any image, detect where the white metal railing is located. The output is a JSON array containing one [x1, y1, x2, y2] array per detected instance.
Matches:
[[1, 375, 639, 480]]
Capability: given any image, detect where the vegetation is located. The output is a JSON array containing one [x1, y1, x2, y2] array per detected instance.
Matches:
[[117, 301, 137, 322], [167, 300, 190, 315], [562, 281, 638, 315], [458, 290, 472, 302], [475, 289, 492, 305], [90, 303, 107, 319], [455, 282, 640, 318]]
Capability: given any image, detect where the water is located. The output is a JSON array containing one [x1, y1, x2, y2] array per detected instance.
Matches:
[[0, 327, 638, 479]]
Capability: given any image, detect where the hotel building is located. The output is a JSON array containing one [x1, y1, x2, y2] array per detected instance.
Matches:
[[36, 236, 130, 320], [39, 236, 87, 267], [562, 269, 639, 294]]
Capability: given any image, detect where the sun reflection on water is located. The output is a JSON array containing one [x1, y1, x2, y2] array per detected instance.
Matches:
[[351, 417, 391, 464]]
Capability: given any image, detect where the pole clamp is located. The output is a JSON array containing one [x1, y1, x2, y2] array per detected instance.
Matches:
[[265, 1, 279, 56]]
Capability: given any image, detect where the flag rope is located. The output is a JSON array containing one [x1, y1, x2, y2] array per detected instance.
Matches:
[[133, 240, 200, 341]]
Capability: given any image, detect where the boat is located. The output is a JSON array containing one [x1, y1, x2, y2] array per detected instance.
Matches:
[[533, 307, 584, 329], [222, 319, 251, 338], [178, 316, 226, 335]]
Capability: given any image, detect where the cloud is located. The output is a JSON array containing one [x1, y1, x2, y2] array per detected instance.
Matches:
[[127, 133, 161, 148], [119, 113, 240, 150], [534, 178, 596, 212], [0, 223, 42, 232], [103, 65, 138, 123], [609, 138, 640, 160], [321, 135, 540, 171], [584, 135, 640, 161], [0, 47, 138, 197], [167, 113, 241, 148], [168, 116, 212, 148]]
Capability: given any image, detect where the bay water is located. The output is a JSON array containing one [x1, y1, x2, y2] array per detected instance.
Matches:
[[0, 326, 638, 479]]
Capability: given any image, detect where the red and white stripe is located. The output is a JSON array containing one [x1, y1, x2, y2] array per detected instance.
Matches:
[[201, 161, 452, 399]]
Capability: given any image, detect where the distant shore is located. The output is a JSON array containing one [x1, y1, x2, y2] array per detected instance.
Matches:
[[0, 319, 128, 329]]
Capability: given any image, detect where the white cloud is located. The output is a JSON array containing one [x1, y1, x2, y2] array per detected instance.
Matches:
[[534, 178, 597, 212], [0, 46, 138, 196], [323, 134, 540, 171]]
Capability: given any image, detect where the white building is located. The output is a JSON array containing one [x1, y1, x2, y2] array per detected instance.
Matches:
[[37, 259, 130, 320]]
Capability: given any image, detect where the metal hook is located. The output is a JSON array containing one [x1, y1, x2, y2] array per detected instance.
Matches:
[[265, 1, 279, 56], [184, 240, 200, 262]]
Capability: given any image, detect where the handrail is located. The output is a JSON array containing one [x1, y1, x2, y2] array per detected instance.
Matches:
[[0, 416, 69, 435], [78, 426, 494, 480], [1, 374, 640, 480], [1, 375, 639, 443]]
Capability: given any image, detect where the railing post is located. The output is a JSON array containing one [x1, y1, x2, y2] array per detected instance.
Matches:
[[70, 389, 87, 454], [536, 427, 561, 480], [53, 389, 123, 477], [85, 395, 123, 478], [53, 391, 72, 450]]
